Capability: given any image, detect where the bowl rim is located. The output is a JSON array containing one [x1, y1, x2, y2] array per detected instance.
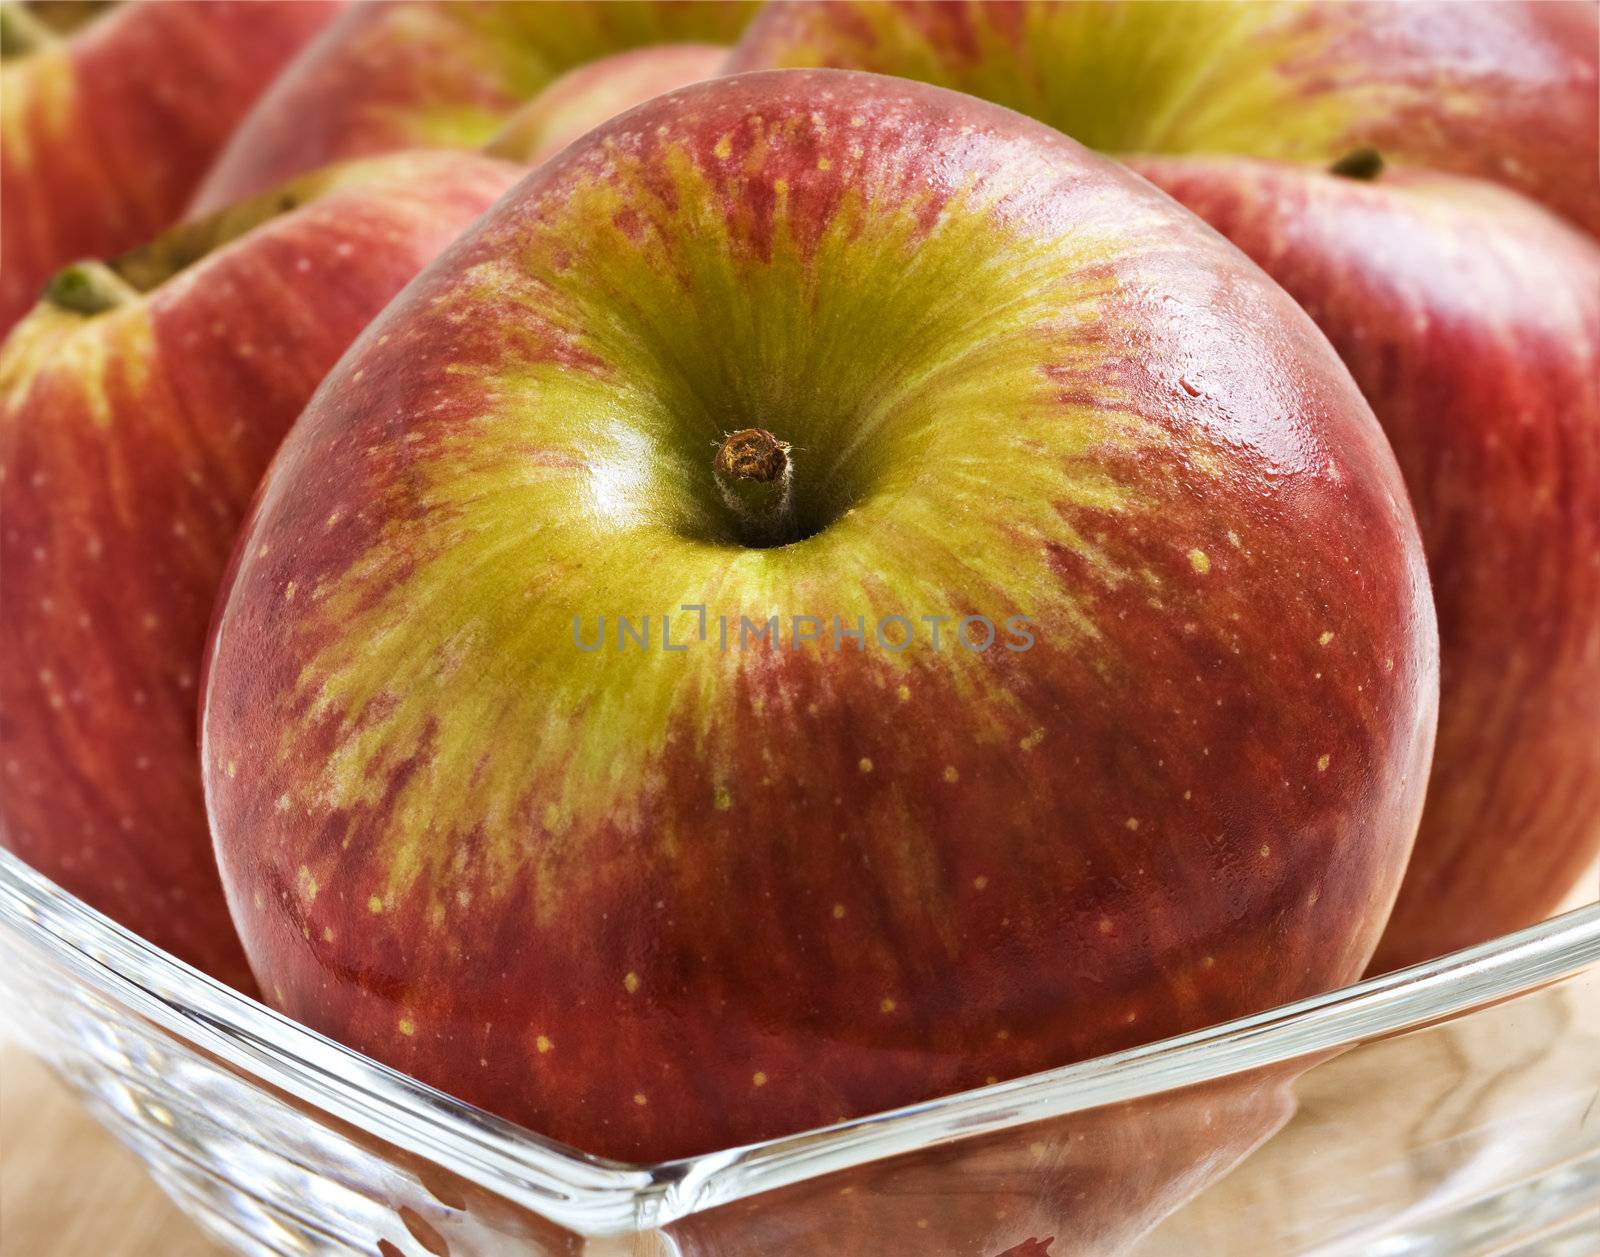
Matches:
[[2, 846, 1597, 1235]]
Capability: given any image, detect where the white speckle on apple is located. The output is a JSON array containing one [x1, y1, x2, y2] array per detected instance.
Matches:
[[858, 757, 873, 773], [624, 971, 640, 994]]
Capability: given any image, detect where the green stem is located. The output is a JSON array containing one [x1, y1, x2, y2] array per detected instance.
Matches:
[[42, 261, 139, 316]]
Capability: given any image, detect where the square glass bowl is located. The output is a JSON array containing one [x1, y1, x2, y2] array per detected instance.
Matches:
[[1, 845, 1596, 1257]]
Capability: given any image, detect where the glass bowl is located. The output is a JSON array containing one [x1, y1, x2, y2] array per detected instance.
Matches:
[[1, 845, 1596, 1256]]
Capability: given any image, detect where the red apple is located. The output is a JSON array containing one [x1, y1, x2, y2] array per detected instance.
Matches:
[[191, 0, 758, 213], [0, 149, 521, 987], [202, 70, 1437, 1162], [1131, 155, 1600, 971], [729, 0, 1600, 237], [485, 43, 730, 167], [729, 0, 1600, 964], [0, 0, 339, 333]]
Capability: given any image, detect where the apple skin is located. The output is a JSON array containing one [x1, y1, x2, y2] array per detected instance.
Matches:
[[0, 150, 521, 988], [0, 0, 340, 334], [191, 0, 758, 213], [202, 68, 1437, 1163], [729, 0, 1600, 238], [1131, 156, 1600, 971], [485, 43, 730, 168]]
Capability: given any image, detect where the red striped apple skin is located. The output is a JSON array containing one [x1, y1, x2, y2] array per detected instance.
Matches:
[[0, 0, 340, 333], [191, 0, 759, 213], [1135, 157, 1600, 971], [729, 0, 1600, 238], [0, 151, 520, 987], [203, 70, 1437, 1161]]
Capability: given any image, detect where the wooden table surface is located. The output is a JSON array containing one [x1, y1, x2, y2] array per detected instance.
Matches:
[[0, 1047, 223, 1257]]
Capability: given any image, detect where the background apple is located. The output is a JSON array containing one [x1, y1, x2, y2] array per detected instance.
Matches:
[[1131, 156, 1600, 972], [730, 0, 1600, 965], [0, 0, 338, 333], [485, 43, 729, 167], [729, 0, 1600, 237], [191, 0, 757, 213], [202, 69, 1437, 1163], [0, 149, 520, 987]]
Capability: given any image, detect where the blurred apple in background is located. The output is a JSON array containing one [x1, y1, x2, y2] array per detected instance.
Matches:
[[729, 1, 1599, 235], [1134, 156, 1600, 971], [203, 69, 1437, 1162], [191, 0, 756, 212], [730, 0, 1600, 966], [485, 42, 729, 167], [0, 150, 520, 986], [0, 0, 338, 333]]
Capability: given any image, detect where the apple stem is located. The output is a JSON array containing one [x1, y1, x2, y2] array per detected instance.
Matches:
[[714, 428, 797, 547], [1328, 147, 1384, 181], [42, 261, 140, 316], [0, 3, 55, 59]]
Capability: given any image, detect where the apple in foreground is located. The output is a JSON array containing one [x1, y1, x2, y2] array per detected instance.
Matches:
[[485, 43, 729, 168], [729, 0, 1600, 964], [203, 69, 1438, 1162], [1132, 155, 1600, 972], [729, 0, 1600, 236], [0, 150, 520, 987], [0, 0, 338, 333], [191, 0, 756, 213]]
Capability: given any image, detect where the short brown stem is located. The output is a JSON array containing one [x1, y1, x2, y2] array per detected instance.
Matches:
[[714, 428, 797, 547], [1328, 147, 1384, 181]]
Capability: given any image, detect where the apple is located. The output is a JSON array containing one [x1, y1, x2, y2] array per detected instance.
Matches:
[[0, 0, 339, 333], [728, 0, 1600, 237], [1131, 155, 1600, 972], [730, 0, 1600, 965], [0, 149, 521, 987], [191, 0, 758, 213], [485, 43, 729, 167], [202, 69, 1438, 1163]]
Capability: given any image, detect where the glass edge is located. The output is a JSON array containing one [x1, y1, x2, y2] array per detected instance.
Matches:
[[2, 847, 1596, 1234]]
